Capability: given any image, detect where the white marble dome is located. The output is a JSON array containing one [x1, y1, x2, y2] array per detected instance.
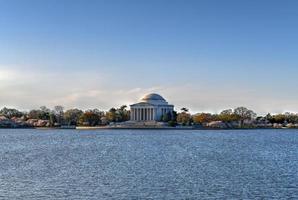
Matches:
[[141, 93, 166, 101], [140, 93, 168, 105]]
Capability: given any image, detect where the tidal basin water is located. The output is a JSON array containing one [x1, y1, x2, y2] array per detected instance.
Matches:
[[0, 129, 297, 199]]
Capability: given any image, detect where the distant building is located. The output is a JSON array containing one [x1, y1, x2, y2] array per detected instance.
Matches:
[[130, 93, 174, 121]]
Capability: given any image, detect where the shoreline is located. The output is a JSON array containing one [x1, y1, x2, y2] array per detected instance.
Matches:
[[0, 126, 297, 130]]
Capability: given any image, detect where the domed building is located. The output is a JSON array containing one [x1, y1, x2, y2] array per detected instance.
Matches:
[[130, 93, 174, 121]]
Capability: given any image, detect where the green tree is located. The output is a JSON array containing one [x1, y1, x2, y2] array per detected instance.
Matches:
[[106, 106, 130, 123], [63, 109, 83, 126], [0, 107, 24, 118], [161, 111, 172, 122], [28, 106, 51, 120], [118, 105, 130, 122]]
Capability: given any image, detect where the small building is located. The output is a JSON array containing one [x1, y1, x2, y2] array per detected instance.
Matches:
[[130, 93, 174, 121]]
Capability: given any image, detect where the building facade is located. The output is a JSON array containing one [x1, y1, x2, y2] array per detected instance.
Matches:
[[130, 93, 174, 121]]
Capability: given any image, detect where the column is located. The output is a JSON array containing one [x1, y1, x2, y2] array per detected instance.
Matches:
[[143, 108, 145, 121], [152, 108, 154, 121], [144, 108, 146, 121], [142, 108, 145, 121], [137, 108, 139, 121], [151, 108, 153, 120], [134, 109, 136, 121], [133, 108, 135, 120]]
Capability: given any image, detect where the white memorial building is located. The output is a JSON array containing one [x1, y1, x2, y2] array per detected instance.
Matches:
[[130, 93, 174, 121]]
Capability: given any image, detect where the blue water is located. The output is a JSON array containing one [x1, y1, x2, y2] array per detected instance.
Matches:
[[0, 129, 297, 199]]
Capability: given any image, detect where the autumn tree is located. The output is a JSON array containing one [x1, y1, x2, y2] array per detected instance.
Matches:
[[193, 113, 215, 124], [218, 109, 240, 122], [79, 111, 101, 126], [177, 108, 192, 126]]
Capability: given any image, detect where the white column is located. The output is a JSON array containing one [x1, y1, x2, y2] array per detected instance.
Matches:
[[140, 108, 142, 121], [152, 108, 155, 121], [151, 108, 153, 120], [133, 108, 135, 120], [142, 108, 145, 121], [144, 108, 146, 121]]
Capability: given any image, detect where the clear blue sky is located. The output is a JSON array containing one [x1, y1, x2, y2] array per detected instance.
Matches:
[[0, 0, 298, 114]]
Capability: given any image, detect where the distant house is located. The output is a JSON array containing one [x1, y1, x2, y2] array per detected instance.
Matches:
[[130, 93, 174, 121]]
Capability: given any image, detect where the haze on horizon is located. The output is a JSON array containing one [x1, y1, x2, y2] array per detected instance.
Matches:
[[0, 0, 298, 115]]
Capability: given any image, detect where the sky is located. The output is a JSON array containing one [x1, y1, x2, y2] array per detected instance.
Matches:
[[0, 0, 298, 115]]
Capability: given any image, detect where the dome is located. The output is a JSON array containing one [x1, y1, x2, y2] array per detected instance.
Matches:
[[141, 93, 166, 101]]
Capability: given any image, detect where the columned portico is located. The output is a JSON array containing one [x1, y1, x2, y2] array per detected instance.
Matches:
[[130, 93, 174, 122], [131, 107, 156, 121]]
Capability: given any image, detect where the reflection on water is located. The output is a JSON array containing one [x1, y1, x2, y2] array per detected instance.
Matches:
[[0, 129, 297, 199]]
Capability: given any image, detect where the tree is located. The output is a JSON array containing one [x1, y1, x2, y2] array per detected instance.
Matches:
[[177, 107, 192, 126], [271, 114, 286, 124], [106, 108, 117, 122], [106, 106, 130, 123], [177, 112, 192, 126], [234, 107, 257, 127], [218, 109, 239, 122], [117, 105, 130, 122], [28, 106, 51, 120], [63, 109, 83, 126], [79, 111, 100, 126], [171, 111, 177, 122], [54, 105, 64, 124], [40, 106, 51, 113], [193, 113, 214, 124], [285, 113, 298, 124], [0, 107, 24, 118], [161, 111, 172, 122]]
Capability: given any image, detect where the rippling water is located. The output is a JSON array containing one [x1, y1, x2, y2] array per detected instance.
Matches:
[[0, 129, 297, 199]]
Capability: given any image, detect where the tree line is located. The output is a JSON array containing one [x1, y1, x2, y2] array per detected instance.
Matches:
[[1, 105, 298, 128], [0, 105, 130, 127], [162, 107, 298, 128]]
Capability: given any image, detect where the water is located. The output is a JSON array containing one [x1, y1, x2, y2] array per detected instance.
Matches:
[[0, 129, 297, 199]]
